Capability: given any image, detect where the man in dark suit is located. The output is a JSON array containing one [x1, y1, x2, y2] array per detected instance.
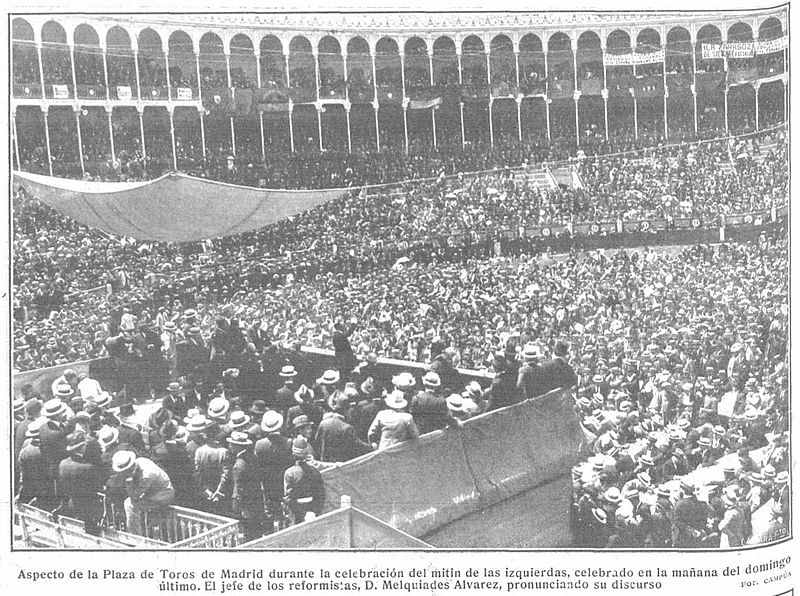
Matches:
[[410, 372, 450, 435], [430, 348, 460, 393], [39, 399, 69, 478], [15, 398, 42, 466], [486, 352, 521, 411], [314, 394, 371, 463], [351, 378, 384, 442], [17, 419, 56, 509], [247, 320, 272, 354], [286, 385, 325, 433], [273, 366, 299, 417], [58, 431, 104, 534], [517, 344, 546, 401], [176, 327, 209, 380], [536, 340, 578, 396], [162, 382, 188, 420], [332, 319, 358, 378], [254, 411, 294, 526]]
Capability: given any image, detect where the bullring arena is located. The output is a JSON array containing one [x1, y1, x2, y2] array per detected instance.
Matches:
[[10, 6, 790, 549]]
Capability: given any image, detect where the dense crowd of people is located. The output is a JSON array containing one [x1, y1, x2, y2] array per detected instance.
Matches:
[[12, 127, 786, 373], [13, 227, 789, 546], [11, 73, 789, 548]]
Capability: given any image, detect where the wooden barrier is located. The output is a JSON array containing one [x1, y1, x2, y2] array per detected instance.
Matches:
[[16, 497, 240, 549], [320, 388, 583, 547], [98, 493, 241, 548], [239, 497, 433, 549]]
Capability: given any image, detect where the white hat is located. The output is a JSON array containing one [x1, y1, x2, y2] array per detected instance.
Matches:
[[94, 391, 112, 408], [384, 389, 408, 410], [522, 344, 541, 360], [316, 369, 340, 385], [446, 393, 464, 412], [261, 410, 284, 433], [207, 396, 230, 420], [392, 372, 416, 390], [279, 365, 298, 378], [422, 371, 441, 388], [97, 425, 120, 448], [111, 450, 137, 473], [43, 398, 67, 418]]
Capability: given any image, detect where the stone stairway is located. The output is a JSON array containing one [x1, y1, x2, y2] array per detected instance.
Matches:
[[512, 166, 556, 190]]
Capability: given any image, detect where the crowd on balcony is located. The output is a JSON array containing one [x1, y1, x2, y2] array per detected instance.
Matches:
[[106, 54, 138, 91], [42, 49, 73, 86], [13, 224, 788, 544], [74, 49, 106, 90], [13, 44, 41, 88], [137, 53, 167, 88], [12, 127, 786, 373]]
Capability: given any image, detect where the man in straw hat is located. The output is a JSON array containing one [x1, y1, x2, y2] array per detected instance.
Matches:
[[410, 371, 449, 435], [150, 421, 196, 507], [517, 343, 545, 401], [227, 431, 263, 541], [315, 369, 343, 412], [39, 398, 70, 478], [286, 384, 324, 433], [193, 411, 233, 515], [254, 410, 294, 526], [351, 377, 385, 441], [111, 450, 175, 536], [671, 480, 713, 548], [57, 431, 103, 534], [484, 351, 520, 412], [50, 368, 78, 399], [718, 486, 747, 548], [368, 389, 419, 450], [315, 391, 371, 463], [17, 419, 57, 509], [274, 365, 300, 417], [14, 398, 42, 467], [283, 436, 325, 524]]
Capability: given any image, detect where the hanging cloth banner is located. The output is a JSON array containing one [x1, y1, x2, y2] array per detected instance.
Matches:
[[702, 42, 755, 59], [603, 49, 665, 66], [116, 86, 132, 100], [757, 36, 788, 54], [408, 97, 442, 110], [176, 87, 193, 100], [702, 38, 787, 59], [52, 84, 69, 99]]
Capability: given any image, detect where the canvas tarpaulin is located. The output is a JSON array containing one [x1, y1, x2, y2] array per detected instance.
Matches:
[[422, 476, 573, 548], [13, 171, 347, 242], [321, 388, 583, 545], [459, 390, 583, 508], [321, 429, 480, 538]]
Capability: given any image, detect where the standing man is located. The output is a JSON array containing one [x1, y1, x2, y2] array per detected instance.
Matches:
[[536, 340, 578, 395], [254, 410, 294, 528], [193, 424, 232, 515], [227, 431, 264, 541], [17, 419, 56, 509], [315, 394, 371, 462], [58, 431, 104, 534], [111, 450, 175, 536], [283, 436, 325, 524], [517, 344, 546, 401], [274, 366, 300, 417], [368, 390, 420, 450], [332, 318, 358, 378], [672, 481, 713, 548], [410, 371, 450, 435]]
